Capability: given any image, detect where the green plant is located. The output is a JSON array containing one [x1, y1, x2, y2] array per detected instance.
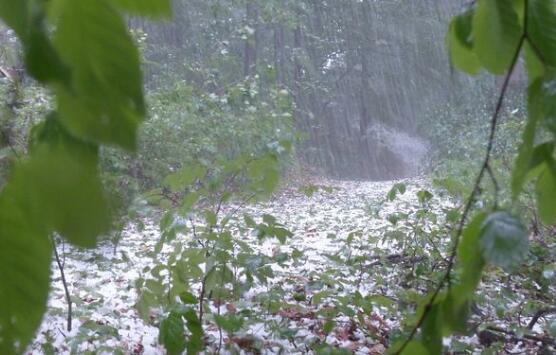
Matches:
[[0, 1, 170, 353], [135, 147, 296, 353], [392, 1, 556, 353]]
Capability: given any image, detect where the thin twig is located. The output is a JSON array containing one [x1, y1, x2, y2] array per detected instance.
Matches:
[[52, 235, 72, 332], [527, 307, 556, 330], [484, 325, 556, 346]]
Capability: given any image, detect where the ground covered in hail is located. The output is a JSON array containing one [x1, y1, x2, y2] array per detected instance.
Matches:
[[29, 178, 554, 354]]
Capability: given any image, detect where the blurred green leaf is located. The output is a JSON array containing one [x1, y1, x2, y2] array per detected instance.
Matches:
[[473, 0, 522, 74], [109, 0, 172, 18], [447, 10, 481, 75], [387, 183, 406, 201], [182, 308, 203, 354], [0, 195, 51, 354], [163, 165, 206, 192], [479, 212, 528, 271], [159, 312, 186, 355], [214, 314, 244, 334], [422, 303, 443, 354], [417, 190, 433, 204], [389, 340, 428, 355], [54, 0, 145, 150], [0, 0, 28, 38], [454, 213, 487, 303], [528, 0, 556, 67], [536, 164, 556, 225], [512, 78, 545, 198]]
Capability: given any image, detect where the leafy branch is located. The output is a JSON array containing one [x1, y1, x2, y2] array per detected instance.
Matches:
[[394, 1, 530, 353]]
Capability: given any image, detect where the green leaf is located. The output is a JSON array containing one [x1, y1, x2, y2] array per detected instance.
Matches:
[[447, 10, 482, 75], [323, 320, 335, 334], [0, 1, 69, 84], [536, 165, 556, 225], [512, 78, 545, 198], [163, 165, 206, 192], [443, 215, 484, 334], [525, 43, 545, 82], [479, 212, 528, 271], [179, 292, 197, 305], [109, 0, 172, 18], [182, 308, 203, 354], [473, 0, 523, 74], [387, 183, 406, 201], [136, 291, 156, 321], [0, 0, 28, 39], [214, 314, 244, 334], [0, 196, 51, 355], [24, 16, 70, 84], [528, 0, 556, 67], [441, 292, 471, 334], [179, 192, 199, 216], [204, 210, 217, 226], [314, 344, 352, 355], [433, 178, 467, 198], [159, 312, 186, 355], [533, 76, 556, 136], [23, 118, 112, 247], [53, 0, 145, 150], [455, 213, 487, 303], [160, 211, 174, 231], [145, 279, 165, 296], [388, 340, 429, 355], [529, 142, 556, 169], [247, 155, 280, 196], [417, 190, 433, 204], [205, 265, 234, 295], [421, 303, 443, 355]]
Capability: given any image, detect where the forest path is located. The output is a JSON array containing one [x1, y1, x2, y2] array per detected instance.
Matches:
[[31, 178, 453, 354]]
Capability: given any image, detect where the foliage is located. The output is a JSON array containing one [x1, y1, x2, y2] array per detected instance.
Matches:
[[392, 0, 556, 353], [135, 147, 294, 353], [1, 0, 555, 353], [128, 78, 293, 191], [0, 0, 170, 353]]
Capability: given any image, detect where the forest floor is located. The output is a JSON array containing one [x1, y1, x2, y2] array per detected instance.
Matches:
[[28, 178, 550, 354]]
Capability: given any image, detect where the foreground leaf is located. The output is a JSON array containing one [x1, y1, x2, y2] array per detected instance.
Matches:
[[0, 0, 28, 38], [512, 78, 546, 198], [473, 0, 522, 74], [455, 213, 487, 301], [536, 164, 556, 225], [26, 117, 112, 247], [447, 10, 481, 75], [0, 195, 51, 354], [54, 0, 145, 150], [159, 312, 186, 355], [109, 0, 172, 18], [182, 308, 203, 354], [479, 212, 528, 271], [421, 303, 443, 354], [528, 0, 556, 67]]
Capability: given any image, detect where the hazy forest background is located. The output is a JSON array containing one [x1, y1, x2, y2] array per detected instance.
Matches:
[[0, 0, 555, 354]]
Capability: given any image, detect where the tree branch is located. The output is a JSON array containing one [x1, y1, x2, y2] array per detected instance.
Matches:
[[393, 10, 527, 353], [527, 307, 556, 330]]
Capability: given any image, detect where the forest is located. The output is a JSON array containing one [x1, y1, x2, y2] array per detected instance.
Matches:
[[0, 0, 555, 354]]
